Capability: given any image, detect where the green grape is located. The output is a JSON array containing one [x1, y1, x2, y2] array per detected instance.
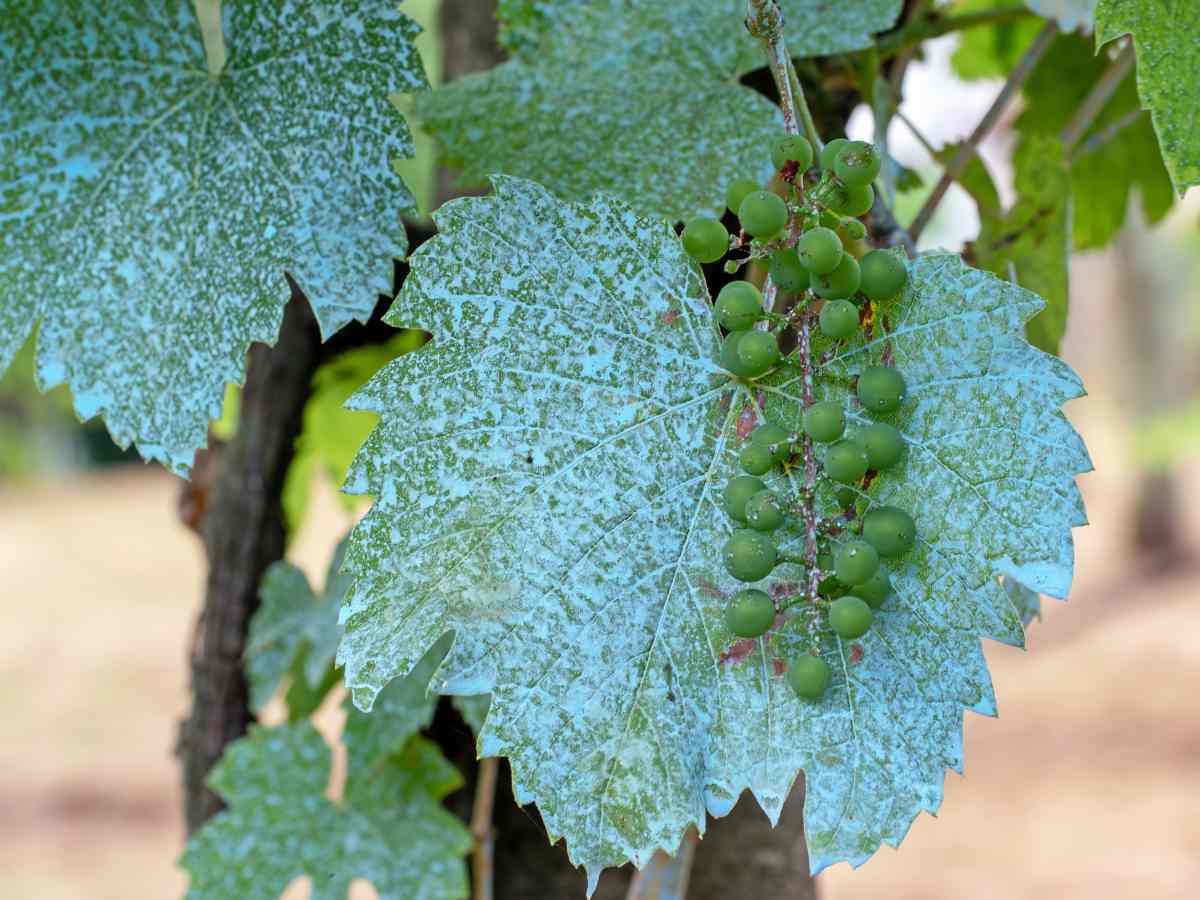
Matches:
[[833, 141, 882, 187], [739, 441, 774, 476], [843, 219, 867, 241], [772, 134, 814, 171], [803, 400, 844, 443], [682, 217, 728, 263], [835, 183, 874, 217], [735, 330, 780, 377], [856, 567, 891, 609], [829, 595, 873, 639], [723, 529, 778, 582], [720, 332, 752, 376], [715, 281, 763, 331], [859, 250, 908, 301], [824, 439, 869, 483], [819, 137, 850, 171], [856, 421, 905, 470], [819, 209, 843, 230], [750, 423, 792, 463], [745, 490, 785, 532], [723, 475, 767, 522], [834, 539, 880, 586], [812, 253, 861, 300], [818, 298, 859, 340], [726, 178, 760, 216], [857, 365, 907, 413], [738, 191, 789, 239], [835, 485, 856, 509], [816, 551, 846, 597], [788, 655, 831, 700], [795, 227, 842, 274], [725, 588, 776, 638], [862, 506, 915, 558], [768, 248, 810, 293]]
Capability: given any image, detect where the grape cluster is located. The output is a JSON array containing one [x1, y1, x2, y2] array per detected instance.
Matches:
[[689, 133, 920, 702]]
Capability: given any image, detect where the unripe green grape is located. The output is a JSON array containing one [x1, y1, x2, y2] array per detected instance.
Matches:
[[716, 281, 763, 331], [739, 441, 774, 476], [723, 260, 740, 275], [768, 248, 810, 293], [835, 183, 874, 217], [829, 595, 873, 639], [771, 134, 814, 171], [795, 227, 843, 274], [745, 489, 785, 532], [819, 209, 843, 230], [824, 439, 869, 483], [857, 366, 907, 413], [856, 422, 905, 470], [862, 506, 915, 558], [856, 567, 892, 609], [750, 422, 792, 463], [719, 332, 755, 377], [816, 551, 845, 598], [723, 528, 778, 582], [803, 400, 845, 443], [738, 191, 789, 239], [834, 539, 880, 586], [725, 588, 776, 638], [834, 141, 882, 187], [726, 178, 760, 216], [819, 137, 850, 172], [682, 217, 728, 263], [812, 253, 861, 300], [843, 219, 867, 241], [788, 655, 831, 700], [735, 330, 780, 377], [818, 298, 859, 340], [835, 485, 856, 509], [723, 475, 766, 522], [859, 250, 908, 301]]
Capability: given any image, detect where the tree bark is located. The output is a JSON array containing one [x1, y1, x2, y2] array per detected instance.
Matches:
[[177, 283, 323, 834]]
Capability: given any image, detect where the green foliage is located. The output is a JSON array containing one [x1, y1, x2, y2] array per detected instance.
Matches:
[[333, 178, 1088, 879], [950, 0, 1045, 81], [284, 333, 427, 533], [954, 138, 1071, 355], [1097, 0, 1200, 195], [0, 1, 427, 474], [245, 539, 352, 718], [1017, 33, 1173, 249], [182, 646, 470, 899]]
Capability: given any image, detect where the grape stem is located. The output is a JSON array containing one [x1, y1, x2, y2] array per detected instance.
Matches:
[[470, 757, 499, 900], [1059, 42, 1136, 150], [192, 0, 227, 77], [908, 20, 1058, 243]]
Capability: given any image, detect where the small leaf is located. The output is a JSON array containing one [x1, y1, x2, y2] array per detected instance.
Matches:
[[246, 537, 352, 716], [0, 1, 427, 474], [335, 177, 1089, 879], [963, 137, 1072, 355], [1096, 0, 1200, 195]]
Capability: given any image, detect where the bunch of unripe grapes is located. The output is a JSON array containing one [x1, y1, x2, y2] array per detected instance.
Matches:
[[683, 133, 918, 702]]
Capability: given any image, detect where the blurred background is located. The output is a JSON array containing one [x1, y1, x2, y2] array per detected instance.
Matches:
[[2, 5, 1198, 899]]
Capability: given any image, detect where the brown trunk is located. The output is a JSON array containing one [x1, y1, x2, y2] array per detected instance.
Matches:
[[177, 283, 323, 834]]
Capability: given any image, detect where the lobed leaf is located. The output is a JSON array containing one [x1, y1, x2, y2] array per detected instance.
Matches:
[[0, 1, 426, 474], [335, 177, 1089, 883]]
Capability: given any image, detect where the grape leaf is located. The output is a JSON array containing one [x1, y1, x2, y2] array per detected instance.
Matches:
[[246, 537, 353, 717], [961, 137, 1072, 355], [183, 641, 468, 899], [334, 177, 1089, 883], [1025, 0, 1096, 29], [0, 1, 426, 475], [1017, 33, 1172, 249], [1096, 0, 1200, 195], [414, 1, 780, 222], [1002, 575, 1042, 626], [951, 0, 1046, 81]]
